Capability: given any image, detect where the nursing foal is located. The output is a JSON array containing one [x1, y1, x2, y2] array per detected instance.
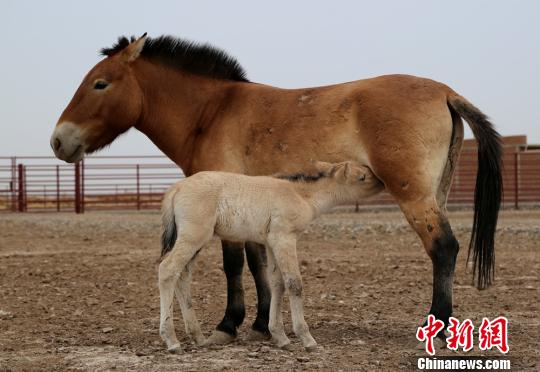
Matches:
[[158, 161, 383, 353]]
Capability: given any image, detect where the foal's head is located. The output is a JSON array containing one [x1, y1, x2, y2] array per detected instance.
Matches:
[[50, 35, 148, 162], [315, 161, 372, 184]]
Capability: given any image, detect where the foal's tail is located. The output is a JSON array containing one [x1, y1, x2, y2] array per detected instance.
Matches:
[[448, 93, 503, 289], [160, 188, 178, 259]]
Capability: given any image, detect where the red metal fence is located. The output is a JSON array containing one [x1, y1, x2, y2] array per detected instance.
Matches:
[[0, 156, 182, 212], [1, 148, 539, 213]]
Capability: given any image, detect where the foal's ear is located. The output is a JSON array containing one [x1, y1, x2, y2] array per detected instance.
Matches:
[[313, 161, 333, 174], [342, 162, 352, 178], [331, 162, 352, 181], [123, 33, 147, 62]]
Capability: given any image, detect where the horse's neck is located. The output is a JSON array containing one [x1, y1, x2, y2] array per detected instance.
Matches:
[[295, 180, 348, 215], [132, 60, 234, 173]]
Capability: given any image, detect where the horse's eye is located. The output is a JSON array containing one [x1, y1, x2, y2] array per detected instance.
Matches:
[[93, 80, 109, 90]]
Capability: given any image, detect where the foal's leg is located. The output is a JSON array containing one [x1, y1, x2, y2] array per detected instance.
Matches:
[[245, 242, 271, 337], [400, 197, 459, 334], [175, 260, 205, 346], [268, 233, 317, 351], [266, 245, 290, 349], [159, 239, 207, 353], [206, 240, 246, 345]]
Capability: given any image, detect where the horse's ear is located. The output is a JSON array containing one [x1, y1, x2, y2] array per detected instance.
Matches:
[[313, 161, 333, 174], [343, 162, 352, 178], [124, 33, 147, 62], [330, 162, 351, 180]]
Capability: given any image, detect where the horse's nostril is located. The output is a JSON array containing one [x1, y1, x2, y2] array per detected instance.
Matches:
[[53, 138, 62, 151]]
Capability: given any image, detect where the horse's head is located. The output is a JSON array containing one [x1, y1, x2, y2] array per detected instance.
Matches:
[[51, 34, 147, 162], [315, 161, 374, 186]]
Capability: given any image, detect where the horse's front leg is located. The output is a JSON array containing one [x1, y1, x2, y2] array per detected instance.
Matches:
[[268, 233, 317, 351], [265, 245, 290, 349], [245, 242, 271, 338], [205, 240, 246, 345]]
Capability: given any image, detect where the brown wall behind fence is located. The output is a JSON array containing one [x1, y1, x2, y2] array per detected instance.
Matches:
[[1, 137, 539, 213]]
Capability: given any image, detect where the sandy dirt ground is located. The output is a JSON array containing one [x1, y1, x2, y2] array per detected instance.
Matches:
[[0, 209, 538, 371]]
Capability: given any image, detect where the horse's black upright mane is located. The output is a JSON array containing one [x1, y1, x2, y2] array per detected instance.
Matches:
[[100, 35, 249, 82]]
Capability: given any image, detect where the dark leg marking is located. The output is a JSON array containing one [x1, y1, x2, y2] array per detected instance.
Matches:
[[216, 240, 246, 336], [428, 220, 460, 337], [245, 242, 271, 335]]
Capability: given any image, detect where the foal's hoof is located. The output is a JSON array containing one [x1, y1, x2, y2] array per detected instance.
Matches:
[[304, 343, 318, 352], [194, 335, 206, 347], [246, 329, 272, 341], [277, 341, 293, 351], [167, 343, 182, 354], [203, 330, 236, 346]]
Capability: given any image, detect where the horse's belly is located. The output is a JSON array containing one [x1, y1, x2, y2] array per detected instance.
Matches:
[[214, 209, 269, 244]]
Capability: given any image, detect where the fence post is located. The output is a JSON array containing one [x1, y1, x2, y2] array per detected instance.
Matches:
[[136, 164, 141, 210], [56, 165, 60, 212], [11, 157, 16, 211], [514, 152, 519, 210], [81, 159, 85, 213], [75, 162, 82, 214], [18, 164, 25, 212]]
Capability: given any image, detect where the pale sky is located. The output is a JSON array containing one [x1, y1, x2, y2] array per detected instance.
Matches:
[[1, 0, 539, 157]]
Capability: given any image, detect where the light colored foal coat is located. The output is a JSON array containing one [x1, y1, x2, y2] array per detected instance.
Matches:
[[158, 161, 383, 353]]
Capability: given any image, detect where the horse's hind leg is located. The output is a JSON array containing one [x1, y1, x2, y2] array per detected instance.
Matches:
[[175, 260, 204, 346], [363, 105, 459, 332], [399, 197, 459, 331]]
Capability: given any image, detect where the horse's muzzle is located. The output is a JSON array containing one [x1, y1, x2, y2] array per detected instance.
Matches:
[[50, 122, 85, 163]]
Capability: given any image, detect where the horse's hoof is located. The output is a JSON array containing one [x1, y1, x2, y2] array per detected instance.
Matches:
[[279, 341, 293, 351], [167, 344, 182, 354], [203, 330, 236, 346], [246, 329, 271, 341], [304, 343, 318, 352], [416, 337, 446, 351], [194, 335, 206, 347], [434, 336, 446, 349]]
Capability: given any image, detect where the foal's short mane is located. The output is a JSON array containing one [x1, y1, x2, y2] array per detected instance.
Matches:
[[275, 171, 329, 183], [100, 35, 249, 82]]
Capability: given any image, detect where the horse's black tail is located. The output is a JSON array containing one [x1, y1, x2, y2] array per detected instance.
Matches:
[[448, 93, 503, 289], [160, 189, 177, 259]]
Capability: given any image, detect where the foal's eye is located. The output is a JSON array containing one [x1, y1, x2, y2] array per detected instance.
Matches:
[[93, 80, 109, 90]]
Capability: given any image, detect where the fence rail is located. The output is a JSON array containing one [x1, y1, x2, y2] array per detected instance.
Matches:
[[0, 156, 182, 212], [1, 149, 539, 213]]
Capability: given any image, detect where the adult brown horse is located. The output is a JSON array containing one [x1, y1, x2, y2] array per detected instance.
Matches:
[[50, 34, 502, 345]]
